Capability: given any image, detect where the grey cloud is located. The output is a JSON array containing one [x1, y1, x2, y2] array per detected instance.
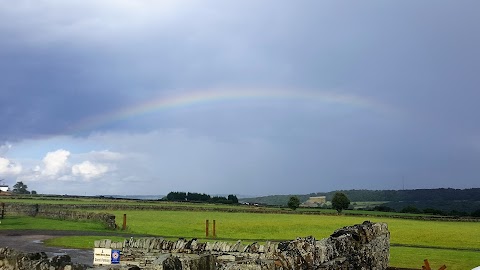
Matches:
[[0, 43, 131, 140], [2, 1, 480, 194]]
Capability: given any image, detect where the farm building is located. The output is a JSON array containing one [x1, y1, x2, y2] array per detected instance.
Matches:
[[301, 196, 326, 207]]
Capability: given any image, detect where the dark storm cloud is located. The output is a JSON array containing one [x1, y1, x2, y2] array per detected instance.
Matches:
[[0, 43, 130, 141]]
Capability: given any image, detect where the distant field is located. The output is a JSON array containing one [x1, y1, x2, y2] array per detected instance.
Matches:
[[1, 197, 444, 219], [0, 197, 255, 210]]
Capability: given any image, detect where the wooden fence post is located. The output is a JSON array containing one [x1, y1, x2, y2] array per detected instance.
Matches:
[[423, 259, 431, 270], [423, 259, 446, 270], [206, 219, 209, 237], [213, 220, 216, 238], [122, 214, 127, 230]]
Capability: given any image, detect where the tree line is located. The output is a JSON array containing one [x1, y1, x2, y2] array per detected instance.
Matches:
[[243, 188, 480, 206], [318, 188, 480, 202], [165, 191, 239, 204]]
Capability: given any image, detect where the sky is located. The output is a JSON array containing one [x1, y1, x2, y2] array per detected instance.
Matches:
[[1, 1, 479, 196]]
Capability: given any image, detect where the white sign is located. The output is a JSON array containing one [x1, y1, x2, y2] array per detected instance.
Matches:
[[93, 248, 112, 265]]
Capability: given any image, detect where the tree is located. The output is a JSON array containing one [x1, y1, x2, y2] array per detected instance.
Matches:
[[372, 205, 394, 212], [287, 196, 300, 210], [166, 191, 187, 201], [471, 209, 480, 217], [186, 192, 210, 202], [12, 181, 30, 194], [331, 192, 350, 213], [227, 194, 238, 204], [401, 205, 421, 214]]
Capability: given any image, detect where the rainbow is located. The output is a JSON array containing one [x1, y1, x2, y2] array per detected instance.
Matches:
[[68, 87, 390, 134]]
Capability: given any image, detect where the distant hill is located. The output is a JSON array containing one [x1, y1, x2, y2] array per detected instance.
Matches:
[[241, 188, 480, 207]]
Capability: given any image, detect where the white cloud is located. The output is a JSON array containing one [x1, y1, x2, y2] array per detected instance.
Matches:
[[72, 161, 109, 180], [0, 157, 22, 175], [41, 149, 70, 176]]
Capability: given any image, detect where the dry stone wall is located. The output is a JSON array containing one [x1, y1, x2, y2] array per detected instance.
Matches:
[[94, 221, 389, 270], [0, 247, 87, 270]]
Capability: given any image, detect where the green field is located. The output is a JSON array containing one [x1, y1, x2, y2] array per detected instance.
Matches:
[[100, 209, 480, 269], [1, 197, 440, 218], [0, 216, 107, 231], [1, 199, 479, 269], [103, 210, 479, 248]]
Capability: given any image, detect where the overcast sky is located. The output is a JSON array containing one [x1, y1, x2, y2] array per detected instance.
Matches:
[[1, 1, 479, 196]]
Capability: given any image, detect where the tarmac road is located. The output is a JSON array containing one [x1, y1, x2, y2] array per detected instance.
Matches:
[[0, 230, 146, 266]]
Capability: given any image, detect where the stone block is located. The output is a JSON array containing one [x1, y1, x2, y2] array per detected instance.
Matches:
[[104, 239, 112, 249], [217, 254, 236, 262]]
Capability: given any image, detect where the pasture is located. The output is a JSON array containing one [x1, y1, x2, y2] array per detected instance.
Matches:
[[1, 198, 479, 269], [106, 210, 480, 269], [104, 210, 480, 249]]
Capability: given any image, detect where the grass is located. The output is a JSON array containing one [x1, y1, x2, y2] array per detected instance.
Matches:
[[0, 216, 107, 231], [107, 210, 480, 250], [387, 219, 480, 249], [297, 207, 435, 217], [390, 246, 480, 270], [44, 236, 126, 249], [110, 210, 358, 240]]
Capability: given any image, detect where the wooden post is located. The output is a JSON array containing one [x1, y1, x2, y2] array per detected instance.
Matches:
[[1, 203, 4, 219], [424, 259, 431, 270], [423, 259, 446, 270], [213, 220, 216, 238], [206, 219, 209, 237], [122, 214, 127, 230]]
